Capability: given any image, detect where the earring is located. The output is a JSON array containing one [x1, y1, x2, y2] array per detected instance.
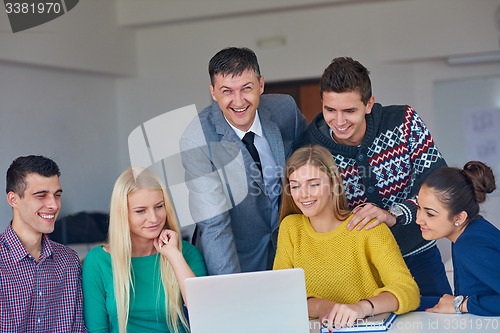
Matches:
[[454, 222, 460, 227]]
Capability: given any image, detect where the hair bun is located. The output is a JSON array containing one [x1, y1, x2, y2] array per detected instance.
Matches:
[[463, 161, 496, 203]]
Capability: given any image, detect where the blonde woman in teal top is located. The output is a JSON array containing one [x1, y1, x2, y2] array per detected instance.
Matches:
[[82, 167, 207, 333]]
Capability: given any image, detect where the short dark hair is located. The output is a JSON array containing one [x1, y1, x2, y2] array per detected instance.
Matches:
[[6, 155, 60, 197], [422, 161, 496, 224], [208, 47, 261, 85], [320, 57, 372, 105]]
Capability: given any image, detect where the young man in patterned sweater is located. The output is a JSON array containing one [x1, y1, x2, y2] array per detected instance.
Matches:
[[302, 57, 451, 297]]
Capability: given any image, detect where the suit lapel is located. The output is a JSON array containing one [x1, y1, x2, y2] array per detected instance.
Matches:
[[259, 105, 285, 169]]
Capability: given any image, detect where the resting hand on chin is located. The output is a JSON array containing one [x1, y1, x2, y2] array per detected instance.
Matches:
[[153, 229, 180, 259]]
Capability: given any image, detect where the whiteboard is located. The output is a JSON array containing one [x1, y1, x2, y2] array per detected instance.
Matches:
[[464, 107, 500, 166], [434, 76, 500, 197]]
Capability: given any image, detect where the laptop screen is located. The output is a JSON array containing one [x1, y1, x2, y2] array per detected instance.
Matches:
[[185, 268, 310, 333]]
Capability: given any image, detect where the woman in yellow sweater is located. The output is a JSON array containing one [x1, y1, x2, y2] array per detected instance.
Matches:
[[273, 145, 419, 331]]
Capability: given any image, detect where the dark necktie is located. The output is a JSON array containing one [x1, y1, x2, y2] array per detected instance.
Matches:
[[241, 131, 262, 174]]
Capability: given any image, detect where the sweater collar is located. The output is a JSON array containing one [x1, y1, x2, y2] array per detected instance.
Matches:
[[307, 104, 380, 157]]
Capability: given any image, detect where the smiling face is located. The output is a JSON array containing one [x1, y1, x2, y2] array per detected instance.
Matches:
[[322, 90, 374, 146], [416, 185, 466, 242], [210, 68, 264, 132], [127, 188, 167, 245], [289, 163, 335, 223], [8, 173, 62, 238]]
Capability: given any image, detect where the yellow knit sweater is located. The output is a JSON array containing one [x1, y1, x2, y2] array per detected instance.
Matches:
[[273, 214, 419, 314]]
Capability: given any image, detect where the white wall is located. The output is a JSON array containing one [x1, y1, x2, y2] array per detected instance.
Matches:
[[0, 0, 135, 75], [0, 0, 134, 229], [116, 0, 352, 27], [0, 63, 121, 229]]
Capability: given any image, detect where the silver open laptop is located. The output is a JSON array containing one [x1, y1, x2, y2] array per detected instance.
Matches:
[[185, 268, 310, 333]]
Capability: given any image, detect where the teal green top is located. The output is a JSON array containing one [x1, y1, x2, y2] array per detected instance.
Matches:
[[82, 241, 207, 333]]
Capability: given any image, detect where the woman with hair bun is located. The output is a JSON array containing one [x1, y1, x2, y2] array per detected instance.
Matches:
[[416, 161, 500, 316]]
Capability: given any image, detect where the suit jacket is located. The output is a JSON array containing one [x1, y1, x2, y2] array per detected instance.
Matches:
[[180, 94, 307, 274]]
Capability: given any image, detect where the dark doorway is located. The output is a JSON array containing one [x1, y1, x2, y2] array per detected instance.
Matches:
[[265, 78, 321, 123]]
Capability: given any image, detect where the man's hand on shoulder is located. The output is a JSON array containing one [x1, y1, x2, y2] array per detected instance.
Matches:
[[348, 203, 397, 230]]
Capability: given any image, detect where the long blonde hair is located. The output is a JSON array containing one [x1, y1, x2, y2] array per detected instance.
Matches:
[[108, 167, 188, 333], [280, 145, 351, 221]]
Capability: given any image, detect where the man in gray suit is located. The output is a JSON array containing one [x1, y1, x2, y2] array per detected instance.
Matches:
[[180, 47, 307, 275]]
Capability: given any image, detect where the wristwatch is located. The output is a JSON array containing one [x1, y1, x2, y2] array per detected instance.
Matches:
[[388, 204, 404, 224], [453, 295, 465, 314]]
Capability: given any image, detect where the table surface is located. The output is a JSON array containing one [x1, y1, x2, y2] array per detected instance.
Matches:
[[309, 312, 500, 333]]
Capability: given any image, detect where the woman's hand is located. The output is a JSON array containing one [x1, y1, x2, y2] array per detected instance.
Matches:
[[153, 228, 196, 305], [153, 229, 181, 260], [425, 294, 456, 314], [313, 293, 397, 332], [321, 302, 370, 332]]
